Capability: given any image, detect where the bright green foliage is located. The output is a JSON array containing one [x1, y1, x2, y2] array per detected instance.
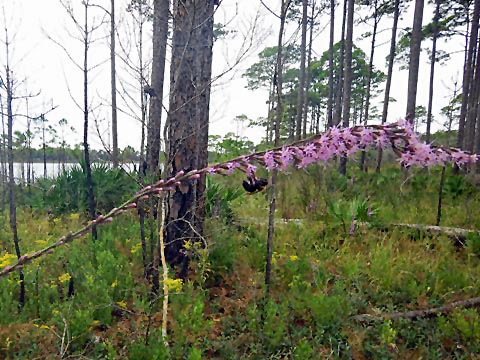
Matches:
[[1, 163, 480, 358], [23, 162, 137, 214]]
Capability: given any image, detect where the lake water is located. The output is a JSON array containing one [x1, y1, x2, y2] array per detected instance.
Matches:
[[9, 162, 137, 182]]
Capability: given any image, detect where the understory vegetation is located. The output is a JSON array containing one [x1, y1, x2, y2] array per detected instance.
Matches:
[[1, 160, 479, 359]]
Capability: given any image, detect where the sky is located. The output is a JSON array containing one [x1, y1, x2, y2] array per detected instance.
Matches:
[[0, 0, 467, 151]]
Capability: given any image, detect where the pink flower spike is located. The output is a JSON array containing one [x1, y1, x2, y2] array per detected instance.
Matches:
[[175, 170, 185, 178], [140, 195, 149, 201], [104, 217, 113, 223], [190, 173, 201, 180], [125, 203, 137, 209]]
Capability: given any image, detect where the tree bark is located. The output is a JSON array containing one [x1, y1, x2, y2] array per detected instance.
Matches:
[[333, 0, 348, 126], [360, 0, 379, 171], [266, 0, 291, 294], [465, 28, 480, 152], [147, 0, 169, 176], [457, 0, 480, 150], [327, 0, 335, 128], [339, 0, 354, 175], [83, 2, 97, 240], [376, 0, 400, 172], [111, 0, 119, 168], [405, 0, 425, 121], [4, 31, 25, 308], [295, 0, 308, 140], [165, 0, 214, 277], [425, 0, 440, 143], [302, 0, 315, 138]]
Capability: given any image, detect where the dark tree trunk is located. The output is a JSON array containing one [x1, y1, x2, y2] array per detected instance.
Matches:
[[111, 0, 119, 168], [360, 0, 379, 171], [147, 0, 169, 176], [42, 116, 47, 179], [83, 3, 97, 239], [333, 0, 348, 126], [295, 0, 308, 140], [302, 0, 315, 139], [426, 0, 440, 143], [405, 0, 425, 121], [458, 0, 480, 150], [376, 0, 400, 173], [5, 41, 25, 308], [339, 0, 354, 176], [0, 94, 5, 211], [465, 30, 480, 152], [165, 0, 214, 277], [327, 0, 335, 128], [266, 0, 291, 294]]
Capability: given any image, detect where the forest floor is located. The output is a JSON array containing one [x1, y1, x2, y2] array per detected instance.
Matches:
[[0, 165, 480, 359]]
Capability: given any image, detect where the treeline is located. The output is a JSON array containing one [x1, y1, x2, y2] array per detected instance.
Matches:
[[10, 145, 140, 164]]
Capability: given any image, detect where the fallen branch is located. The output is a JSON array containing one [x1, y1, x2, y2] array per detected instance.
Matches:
[[374, 223, 479, 247], [352, 296, 480, 322]]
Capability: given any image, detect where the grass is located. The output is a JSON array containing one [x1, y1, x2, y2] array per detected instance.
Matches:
[[0, 162, 479, 358]]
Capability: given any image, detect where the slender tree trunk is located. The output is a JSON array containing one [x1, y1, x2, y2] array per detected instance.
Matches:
[[333, 0, 348, 126], [425, 0, 440, 143], [42, 117, 47, 179], [302, 0, 315, 140], [360, 0, 379, 171], [83, 3, 97, 239], [458, 0, 480, 150], [266, 0, 291, 294], [295, 0, 308, 140], [465, 35, 480, 152], [0, 94, 5, 211], [339, 0, 354, 176], [147, 0, 169, 175], [376, 0, 400, 172], [327, 0, 335, 128], [165, 0, 214, 277], [405, 0, 425, 121], [111, 0, 119, 168], [5, 35, 25, 308]]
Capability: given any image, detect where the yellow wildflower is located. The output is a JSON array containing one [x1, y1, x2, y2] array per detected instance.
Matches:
[[130, 243, 142, 255], [69, 213, 80, 221], [0, 253, 16, 268], [163, 278, 183, 293], [111, 280, 118, 288], [35, 240, 48, 247], [58, 273, 72, 283], [289, 255, 298, 262], [116, 301, 127, 309]]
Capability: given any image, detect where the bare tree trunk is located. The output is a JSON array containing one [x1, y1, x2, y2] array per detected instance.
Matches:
[[465, 35, 480, 152], [458, 0, 480, 151], [376, 0, 400, 172], [147, 0, 169, 175], [295, 0, 308, 140], [327, 0, 335, 128], [333, 0, 348, 126], [111, 0, 119, 168], [339, 0, 354, 176], [42, 116, 47, 179], [0, 93, 5, 211], [266, 0, 291, 294], [165, 0, 214, 277], [360, 0, 379, 171], [405, 0, 425, 121], [4, 30, 25, 308], [302, 0, 315, 140], [425, 0, 440, 143], [82, 2, 97, 239]]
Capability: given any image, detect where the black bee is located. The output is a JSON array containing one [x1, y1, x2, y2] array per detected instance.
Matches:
[[242, 176, 269, 194]]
